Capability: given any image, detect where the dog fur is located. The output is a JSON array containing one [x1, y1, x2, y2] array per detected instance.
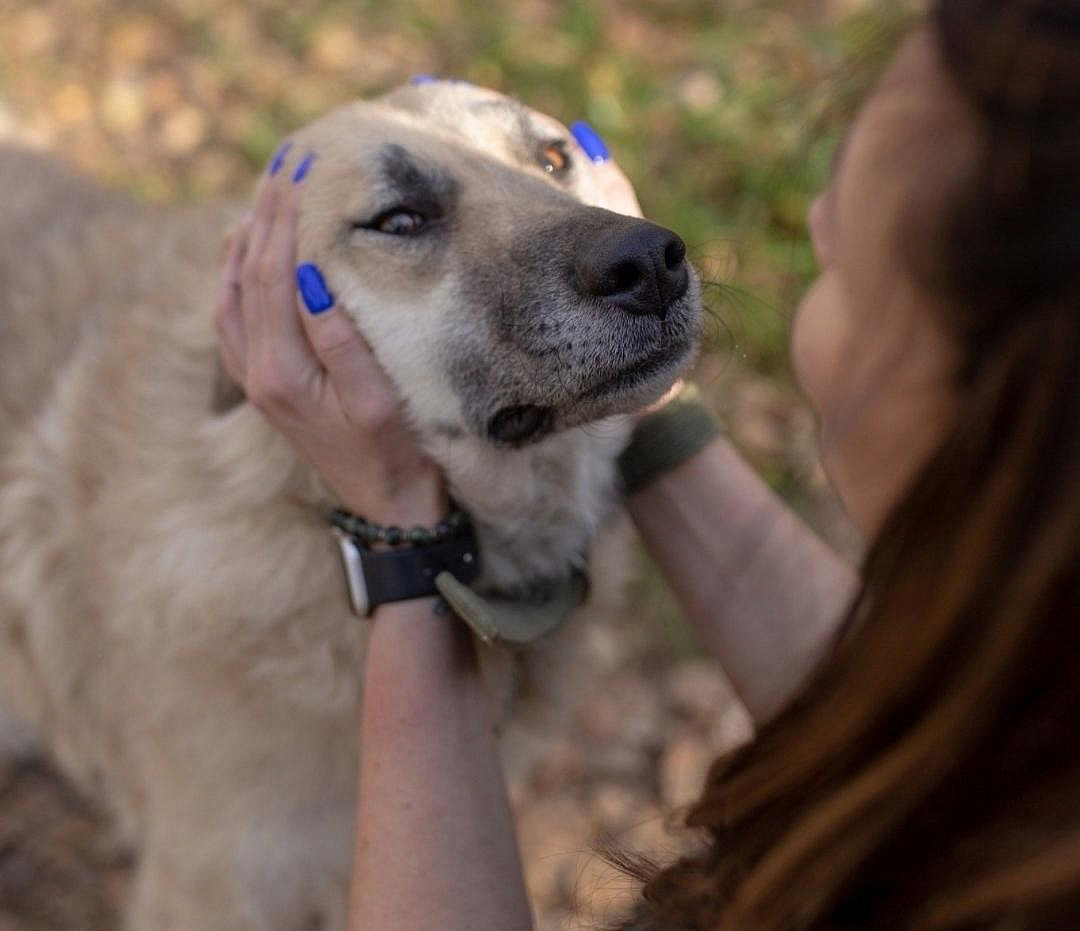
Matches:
[[0, 82, 700, 929]]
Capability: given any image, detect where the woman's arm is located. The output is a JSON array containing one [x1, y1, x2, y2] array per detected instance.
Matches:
[[350, 597, 532, 931], [627, 434, 858, 722], [578, 152, 859, 721]]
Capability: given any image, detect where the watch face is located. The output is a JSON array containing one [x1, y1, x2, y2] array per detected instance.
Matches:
[[334, 529, 371, 617]]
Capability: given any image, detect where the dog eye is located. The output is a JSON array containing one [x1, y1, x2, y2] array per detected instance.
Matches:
[[539, 141, 570, 177], [374, 209, 427, 235]]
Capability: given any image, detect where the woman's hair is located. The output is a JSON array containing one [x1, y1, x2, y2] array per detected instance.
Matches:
[[617, 1, 1080, 928]]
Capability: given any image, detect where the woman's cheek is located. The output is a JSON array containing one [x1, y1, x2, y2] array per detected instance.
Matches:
[[790, 273, 852, 420]]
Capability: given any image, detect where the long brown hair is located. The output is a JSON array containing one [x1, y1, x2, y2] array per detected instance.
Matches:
[[617, 2, 1080, 928]]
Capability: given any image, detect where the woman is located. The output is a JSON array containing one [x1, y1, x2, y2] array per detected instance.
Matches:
[[215, 0, 1080, 927]]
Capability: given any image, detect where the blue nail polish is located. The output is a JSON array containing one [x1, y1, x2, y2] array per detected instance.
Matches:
[[269, 141, 292, 176], [292, 152, 316, 183], [410, 74, 438, 85], [296, 263, 334, 314], [570, 121, 610, 163]]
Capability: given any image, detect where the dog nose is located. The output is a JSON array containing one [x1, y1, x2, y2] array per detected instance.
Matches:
[[578, 220, 689, 320]]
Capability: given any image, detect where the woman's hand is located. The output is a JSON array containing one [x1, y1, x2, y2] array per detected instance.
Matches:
[[214, 155, 447, 526], [569, 120, 644, 218]]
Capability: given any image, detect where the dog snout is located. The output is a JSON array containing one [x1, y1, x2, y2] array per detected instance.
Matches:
[[577, 219, 689, 320]]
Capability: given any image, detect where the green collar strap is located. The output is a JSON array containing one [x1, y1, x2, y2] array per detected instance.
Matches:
[[434, 569, 589, 647]]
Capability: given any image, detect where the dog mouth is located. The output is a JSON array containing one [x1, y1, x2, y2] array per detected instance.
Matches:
[[487, 404, 555, 447], [577, 337, 692, 404], [485, 335, 692, 448]]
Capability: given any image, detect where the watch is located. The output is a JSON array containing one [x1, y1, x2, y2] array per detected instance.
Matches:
[[333, 528, 482, 617]]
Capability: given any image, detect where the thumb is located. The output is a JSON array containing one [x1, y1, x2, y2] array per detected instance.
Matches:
[[294, 262, 395, 403]]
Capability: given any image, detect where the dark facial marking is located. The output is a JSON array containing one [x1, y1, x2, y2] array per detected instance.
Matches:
[[376, 143, 460, 215]]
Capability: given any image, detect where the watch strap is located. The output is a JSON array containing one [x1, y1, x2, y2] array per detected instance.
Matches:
[[365, 538, 481, 608], [335, 529, 481, 616]]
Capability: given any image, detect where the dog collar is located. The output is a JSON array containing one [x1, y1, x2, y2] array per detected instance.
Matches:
[[334, 512, 586, 645], [434, 569, 588, 647]]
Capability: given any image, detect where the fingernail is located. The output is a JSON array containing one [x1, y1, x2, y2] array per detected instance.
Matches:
[[296, 263, 334, 315], [292, 152, 316, 183], [570, 121, 609, 163], [269, 141, 292, 176], [410, 74, 438, 85]]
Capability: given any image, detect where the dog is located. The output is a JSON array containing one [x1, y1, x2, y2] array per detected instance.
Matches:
[[0, 80, 701, 929]]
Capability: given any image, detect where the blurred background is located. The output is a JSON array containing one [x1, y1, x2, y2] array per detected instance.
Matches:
[[0, 1, 909, 928]]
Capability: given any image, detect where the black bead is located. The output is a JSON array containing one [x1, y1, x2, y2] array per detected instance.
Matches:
[[386, 526, 404, 546]]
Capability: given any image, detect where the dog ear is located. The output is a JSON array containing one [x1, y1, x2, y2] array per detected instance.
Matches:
[[210, 214, 254, 415], [210, 356, 246, 414]]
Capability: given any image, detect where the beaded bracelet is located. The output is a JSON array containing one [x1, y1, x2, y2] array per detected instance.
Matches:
[[330, 505, 471, 548]]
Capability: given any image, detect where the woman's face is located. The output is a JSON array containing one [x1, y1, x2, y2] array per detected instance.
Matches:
[[792, 29, 977, 538]]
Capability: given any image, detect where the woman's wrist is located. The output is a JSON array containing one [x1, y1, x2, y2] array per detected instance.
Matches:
[[363, 598, 479, 720], [620, 381, 723, 495], [338, 477, 448, 530]]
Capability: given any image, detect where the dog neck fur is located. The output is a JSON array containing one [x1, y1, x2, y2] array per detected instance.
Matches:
[[424, 416, 631, 596], [246, 407, 631, 598]]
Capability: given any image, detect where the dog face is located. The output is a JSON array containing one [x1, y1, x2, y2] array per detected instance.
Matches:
[[288, 82, 702, 448]]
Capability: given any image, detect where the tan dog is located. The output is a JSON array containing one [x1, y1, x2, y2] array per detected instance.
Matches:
[[0, 82, 701, 930]]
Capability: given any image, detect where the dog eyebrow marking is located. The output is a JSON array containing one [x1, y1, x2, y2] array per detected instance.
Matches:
[[467, 98, 553, 161], [377, 143, 459, 209], [468, 96, 529, 122]]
